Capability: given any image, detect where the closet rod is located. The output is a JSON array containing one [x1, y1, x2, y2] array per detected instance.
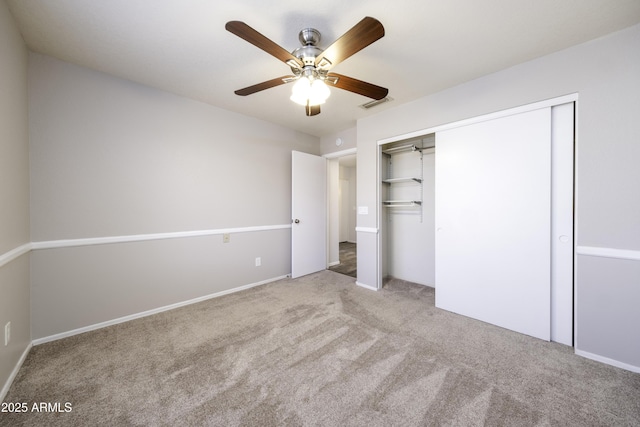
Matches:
[[383, 200, 422, 206], [382, 144, 422, 154]]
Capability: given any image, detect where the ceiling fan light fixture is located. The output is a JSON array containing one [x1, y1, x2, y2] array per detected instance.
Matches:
[[290, 77, 330, 106], [290, 77, 311, 105], [309, 79, 330, 105]]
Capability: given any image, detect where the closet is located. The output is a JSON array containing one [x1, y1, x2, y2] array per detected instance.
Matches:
[[379, 134, 436, 287], [378, 98, 575, 344]]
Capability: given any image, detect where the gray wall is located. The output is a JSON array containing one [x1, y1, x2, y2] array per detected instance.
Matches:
[[356, 24, 640, 369], [320, 126, 357, 155], [0, 0, 31, 398], [28, 53, 319, 340]]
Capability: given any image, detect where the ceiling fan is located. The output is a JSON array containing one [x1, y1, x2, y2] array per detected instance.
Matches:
[[225, 17, 389, 116]]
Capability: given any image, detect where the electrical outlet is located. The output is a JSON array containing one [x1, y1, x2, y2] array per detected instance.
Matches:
[[223, 233, 230, 243], [255, 257, 261, 267], [4, 322, 10, 346]]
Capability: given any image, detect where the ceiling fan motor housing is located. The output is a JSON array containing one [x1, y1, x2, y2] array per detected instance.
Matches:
[[292, 28, 323, 67], [299, 28, 321, 46]]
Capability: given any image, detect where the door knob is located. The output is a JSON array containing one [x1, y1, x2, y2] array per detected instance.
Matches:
[[294, 219, 300, 224]]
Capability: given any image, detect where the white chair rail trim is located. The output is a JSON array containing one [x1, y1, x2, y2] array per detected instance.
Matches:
[[576, 246, 640, 261], [0, 243, 31, 268], [1, 225, 292, 265], [30, 224, 292, 250], [355, 227, 379, 234]]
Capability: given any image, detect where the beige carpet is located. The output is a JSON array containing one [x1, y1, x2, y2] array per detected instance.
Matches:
[[2, 270, 639, 426]]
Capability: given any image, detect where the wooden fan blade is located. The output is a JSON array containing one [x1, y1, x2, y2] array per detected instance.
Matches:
[[328, 73, 388, 100], [226, 21, 303, 68], [234, 76, 295, 96], [315, 17, 384, 69], [306, 104, 321, 116]]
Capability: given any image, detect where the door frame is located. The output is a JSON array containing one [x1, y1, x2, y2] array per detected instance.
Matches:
[[376, 93, 578, 344]]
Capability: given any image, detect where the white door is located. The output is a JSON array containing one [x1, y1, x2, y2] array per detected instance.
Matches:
[[435, 108, 552, 340], [292, 151, 327, 278]]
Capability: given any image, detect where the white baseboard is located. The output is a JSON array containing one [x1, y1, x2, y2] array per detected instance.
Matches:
[[576, 246, 640, 261], [356, 281, 379, 291], [1, 342, 32, 403], [328, 261, 340, 267], [575, 349, 640, 373], [32, 275, 288, 346]]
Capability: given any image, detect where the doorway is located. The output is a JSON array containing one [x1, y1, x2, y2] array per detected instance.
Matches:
[[327, 152, 357, 278]]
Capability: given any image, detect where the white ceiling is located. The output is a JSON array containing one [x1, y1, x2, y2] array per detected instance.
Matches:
[[7, 0, 640, 137]]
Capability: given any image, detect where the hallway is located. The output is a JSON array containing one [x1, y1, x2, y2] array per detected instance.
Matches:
[[328, 242, 356, 278]]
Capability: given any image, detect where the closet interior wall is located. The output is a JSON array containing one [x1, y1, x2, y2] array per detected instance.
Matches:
[[380, 134, 435, 287]]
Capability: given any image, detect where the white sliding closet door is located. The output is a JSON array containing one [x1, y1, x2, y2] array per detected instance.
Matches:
[[435, 108, 552, 340]]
